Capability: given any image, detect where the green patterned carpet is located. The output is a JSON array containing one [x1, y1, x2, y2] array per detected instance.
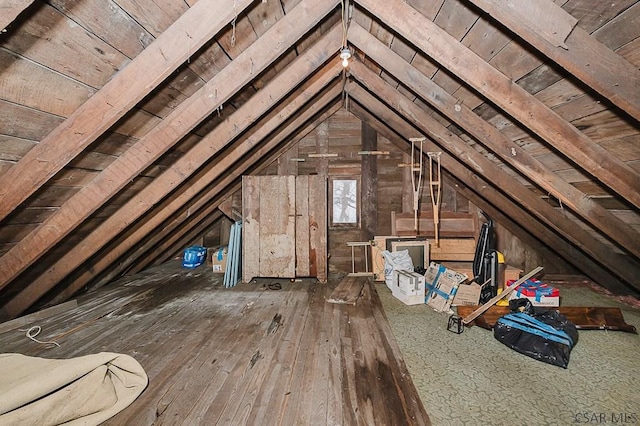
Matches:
[[377, 281, 640, 426]]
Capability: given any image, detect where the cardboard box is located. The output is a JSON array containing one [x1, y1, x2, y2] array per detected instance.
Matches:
[[507, 278, 560, 307], [452, 282, 481, 306], [424, 262, 467, 312], [211, 246, 228, 273], [392, 270, 425, 305], [504, 265, 523, 289]]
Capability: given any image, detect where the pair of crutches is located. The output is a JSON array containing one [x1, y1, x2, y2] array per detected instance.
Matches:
[[410, 137, 441, 245]]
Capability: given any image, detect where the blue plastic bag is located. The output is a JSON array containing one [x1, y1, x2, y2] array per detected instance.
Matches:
[[182, 245, 207, 268]]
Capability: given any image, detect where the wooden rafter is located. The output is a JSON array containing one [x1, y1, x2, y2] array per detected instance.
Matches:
[[0, 0, 256, 223], [0, 4, 343, 295], [355, 0, 640, 210], [345, 72, 640, 291], [348, 23, 640, 259], [1, 44, 344, 319], [468, 0, 640, 121], [51, 83, 343, 306], [348, 94, 637, 295], [0, 0, 35, 31]]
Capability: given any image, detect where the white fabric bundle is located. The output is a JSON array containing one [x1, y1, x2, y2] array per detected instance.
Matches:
[[0, 352, 147, 425]]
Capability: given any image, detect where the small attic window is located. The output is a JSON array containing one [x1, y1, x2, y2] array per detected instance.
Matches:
[[330, 177, 360, 228]]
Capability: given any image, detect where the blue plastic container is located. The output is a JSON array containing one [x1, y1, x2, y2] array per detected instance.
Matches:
[[182, 245, 207, 268]]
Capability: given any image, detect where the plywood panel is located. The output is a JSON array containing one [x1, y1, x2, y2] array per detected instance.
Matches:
[[259, 176, 296, 277], [308, 174, 327, 282], [296, 175, 311, 277], [244, 175, 327, 281]]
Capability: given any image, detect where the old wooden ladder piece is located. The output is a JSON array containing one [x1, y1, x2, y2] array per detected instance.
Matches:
[[347, 241, 375, 277]]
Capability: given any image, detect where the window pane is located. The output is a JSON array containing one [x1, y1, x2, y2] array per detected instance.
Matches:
[[332, 179, 357, 224]]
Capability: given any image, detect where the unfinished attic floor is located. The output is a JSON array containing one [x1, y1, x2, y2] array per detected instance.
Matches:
[[377, 279, 640, 426], [0, 262, 428, 426], [2, 263, 638, 426]]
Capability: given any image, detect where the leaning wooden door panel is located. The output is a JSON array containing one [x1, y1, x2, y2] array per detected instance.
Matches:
[[259, 176, 296, 277], [242, 176, 260, 282], [242, 175, 326, 281], [308, 174, 328, 282], [296, 175, 311, 277]]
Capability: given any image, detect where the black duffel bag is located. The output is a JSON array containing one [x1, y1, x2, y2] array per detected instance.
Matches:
[[494, 299, 578, 368]]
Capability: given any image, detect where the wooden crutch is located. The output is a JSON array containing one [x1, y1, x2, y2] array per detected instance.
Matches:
[[427, 151, 442, 247], [409, 137, 425, 233]]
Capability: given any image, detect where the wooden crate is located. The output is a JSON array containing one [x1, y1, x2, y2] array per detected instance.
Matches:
[[391, 211, 477, 238], [442, 262, 523, 288], [429, 238, 477, 261]]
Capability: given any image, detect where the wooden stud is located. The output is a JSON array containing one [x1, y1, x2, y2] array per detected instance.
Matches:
[[468, 0, 640, 121], [350, 6, 640, 209], [0, 0, 257, 222], [348, 23, 640, 260], [345, 71, 640, 292]]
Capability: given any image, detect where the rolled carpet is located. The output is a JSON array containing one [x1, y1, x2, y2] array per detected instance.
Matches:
[[0, 352, 148, 425]]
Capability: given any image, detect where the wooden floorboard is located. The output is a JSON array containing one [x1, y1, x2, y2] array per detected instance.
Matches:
[[0, 262, 430, 425], [327, 275, 366, 305]]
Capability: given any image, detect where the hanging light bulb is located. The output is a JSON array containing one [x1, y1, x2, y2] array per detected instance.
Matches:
[[339, 47, 351, 68]]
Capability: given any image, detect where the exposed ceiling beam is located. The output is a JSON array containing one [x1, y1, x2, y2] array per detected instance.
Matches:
[[345, 71, 640, 291], [348, 95, 636, 295], [447, 168, 635, 294], [141, 102, 343, 274], [468, 0, 640, 121], [0, 0, 257, 222], [350, 102, 571, 271], [356, 0, 640, 210], [90, 90, 343, 291], [0, 47, 344, 319], [0, 0, 36, 31], [348, 23, 640, 259], [0, 3, 344, 293]]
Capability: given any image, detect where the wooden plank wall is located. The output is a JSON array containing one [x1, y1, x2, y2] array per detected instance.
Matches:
[[274, 109, 479, 274], [224, 107, 578, 276]]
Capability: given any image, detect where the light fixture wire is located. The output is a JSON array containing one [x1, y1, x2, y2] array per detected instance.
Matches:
[[341, 0, 348, 48], [231, 0, 238, 47], [339, 0, 352, 64], [340, 0, 352, 109]]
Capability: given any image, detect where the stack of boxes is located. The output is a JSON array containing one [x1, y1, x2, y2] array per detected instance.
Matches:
[[507, 278, 560, 307]]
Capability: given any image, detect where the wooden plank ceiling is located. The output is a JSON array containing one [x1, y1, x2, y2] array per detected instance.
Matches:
[[0, 0, 638, 320]]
